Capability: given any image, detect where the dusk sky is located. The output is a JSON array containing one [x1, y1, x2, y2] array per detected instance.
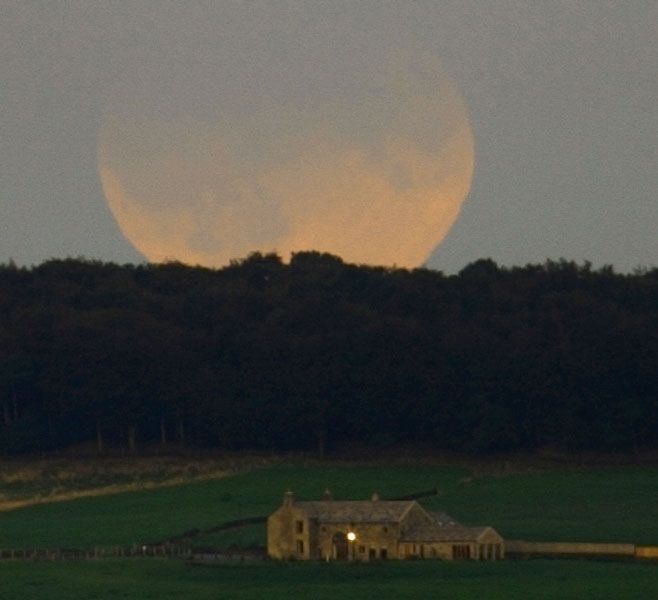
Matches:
[[2, 1, 656, 272]]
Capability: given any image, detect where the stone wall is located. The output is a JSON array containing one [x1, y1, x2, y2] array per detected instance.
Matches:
[[635, 546, 658, 559], [505, 540, 635, 557]]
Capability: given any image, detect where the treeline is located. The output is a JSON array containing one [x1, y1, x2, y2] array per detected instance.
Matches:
[[0, 253, 656, 455]]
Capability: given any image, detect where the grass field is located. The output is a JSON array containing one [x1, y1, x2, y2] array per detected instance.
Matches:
[[1, 557, 657, 600], [2, 461, 658, 549], [2, 459, 658, 599]]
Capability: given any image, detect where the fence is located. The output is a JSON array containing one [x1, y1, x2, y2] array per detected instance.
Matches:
[[0, 543, 191, 561], [3, 540, 657, 562]]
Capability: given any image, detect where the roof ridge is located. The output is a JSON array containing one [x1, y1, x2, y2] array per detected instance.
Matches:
[[292, 498, 418, 523]]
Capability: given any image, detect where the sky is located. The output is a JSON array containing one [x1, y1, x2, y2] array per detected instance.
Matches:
[[2, 1, 656, 273]]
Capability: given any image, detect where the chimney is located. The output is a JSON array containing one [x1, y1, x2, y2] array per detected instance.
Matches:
[[371, 492, 380, 501], [283, 490, 295, 506], [323, 488, 333, 501]]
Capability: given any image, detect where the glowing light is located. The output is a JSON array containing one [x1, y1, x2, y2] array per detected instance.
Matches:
[[347, 532, 357, 542]]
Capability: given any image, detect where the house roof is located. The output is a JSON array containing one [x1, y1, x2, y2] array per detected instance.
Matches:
[[401, 523, 492, 543], [279, 496, 502, 543], [294, 500, 417, 523]]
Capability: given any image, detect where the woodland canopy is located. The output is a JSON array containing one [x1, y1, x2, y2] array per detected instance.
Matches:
[[0, 253, 656, 455]]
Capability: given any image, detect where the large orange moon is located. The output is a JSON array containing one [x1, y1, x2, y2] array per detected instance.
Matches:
[[98, 52, 473, 268]]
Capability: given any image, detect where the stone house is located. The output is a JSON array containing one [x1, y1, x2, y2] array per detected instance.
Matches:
[[267, 491, 504, 561]]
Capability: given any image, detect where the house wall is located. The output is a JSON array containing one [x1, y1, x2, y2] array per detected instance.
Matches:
[[399, 542, 452, 559], [399, 528, 504, 561], [317, 522, 401, 561], [267, 505, 312, 560], [477, 542, 504, 560], [399, 541, 503, 560], [477, 528, 505, 559], [268, 509, 403, 561]]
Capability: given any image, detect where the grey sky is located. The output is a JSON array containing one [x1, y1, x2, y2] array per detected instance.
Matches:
[[2, 1, 656, 272]]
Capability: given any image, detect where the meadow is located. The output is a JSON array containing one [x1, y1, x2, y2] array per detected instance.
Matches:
[[1, 458, 658, 598], [2, 460, 658, 549], [1, 558, 657, 600]]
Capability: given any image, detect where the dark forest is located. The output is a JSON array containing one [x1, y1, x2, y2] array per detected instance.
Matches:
[[1, 253, 656, 456]]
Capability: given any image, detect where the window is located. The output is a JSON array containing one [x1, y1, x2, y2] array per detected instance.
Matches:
[[295, 520, 304, 534], [358, 545, 366, 554], [382, 526, 388, 533], [380, 548, 388, 559], [296, 540, 304, 554]]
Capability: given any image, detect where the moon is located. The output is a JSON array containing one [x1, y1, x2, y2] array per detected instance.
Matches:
[[98, 47, 473, 268]]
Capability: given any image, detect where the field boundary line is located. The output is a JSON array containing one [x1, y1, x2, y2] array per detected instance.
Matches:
[[0, 470, 233, 513]]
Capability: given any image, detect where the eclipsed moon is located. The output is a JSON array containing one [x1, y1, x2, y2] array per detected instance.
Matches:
[[98, 49, 473, 268]]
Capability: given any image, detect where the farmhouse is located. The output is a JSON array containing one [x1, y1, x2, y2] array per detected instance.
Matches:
[[267, 491, 504, 561]]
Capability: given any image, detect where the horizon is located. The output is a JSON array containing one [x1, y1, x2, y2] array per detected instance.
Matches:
[[2, 2, 656, 273]]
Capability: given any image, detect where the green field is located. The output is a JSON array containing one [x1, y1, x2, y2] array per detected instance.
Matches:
[[2, 462, 658, 549], [1, 460, 658, 599], [1, 558, 657, 600]]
